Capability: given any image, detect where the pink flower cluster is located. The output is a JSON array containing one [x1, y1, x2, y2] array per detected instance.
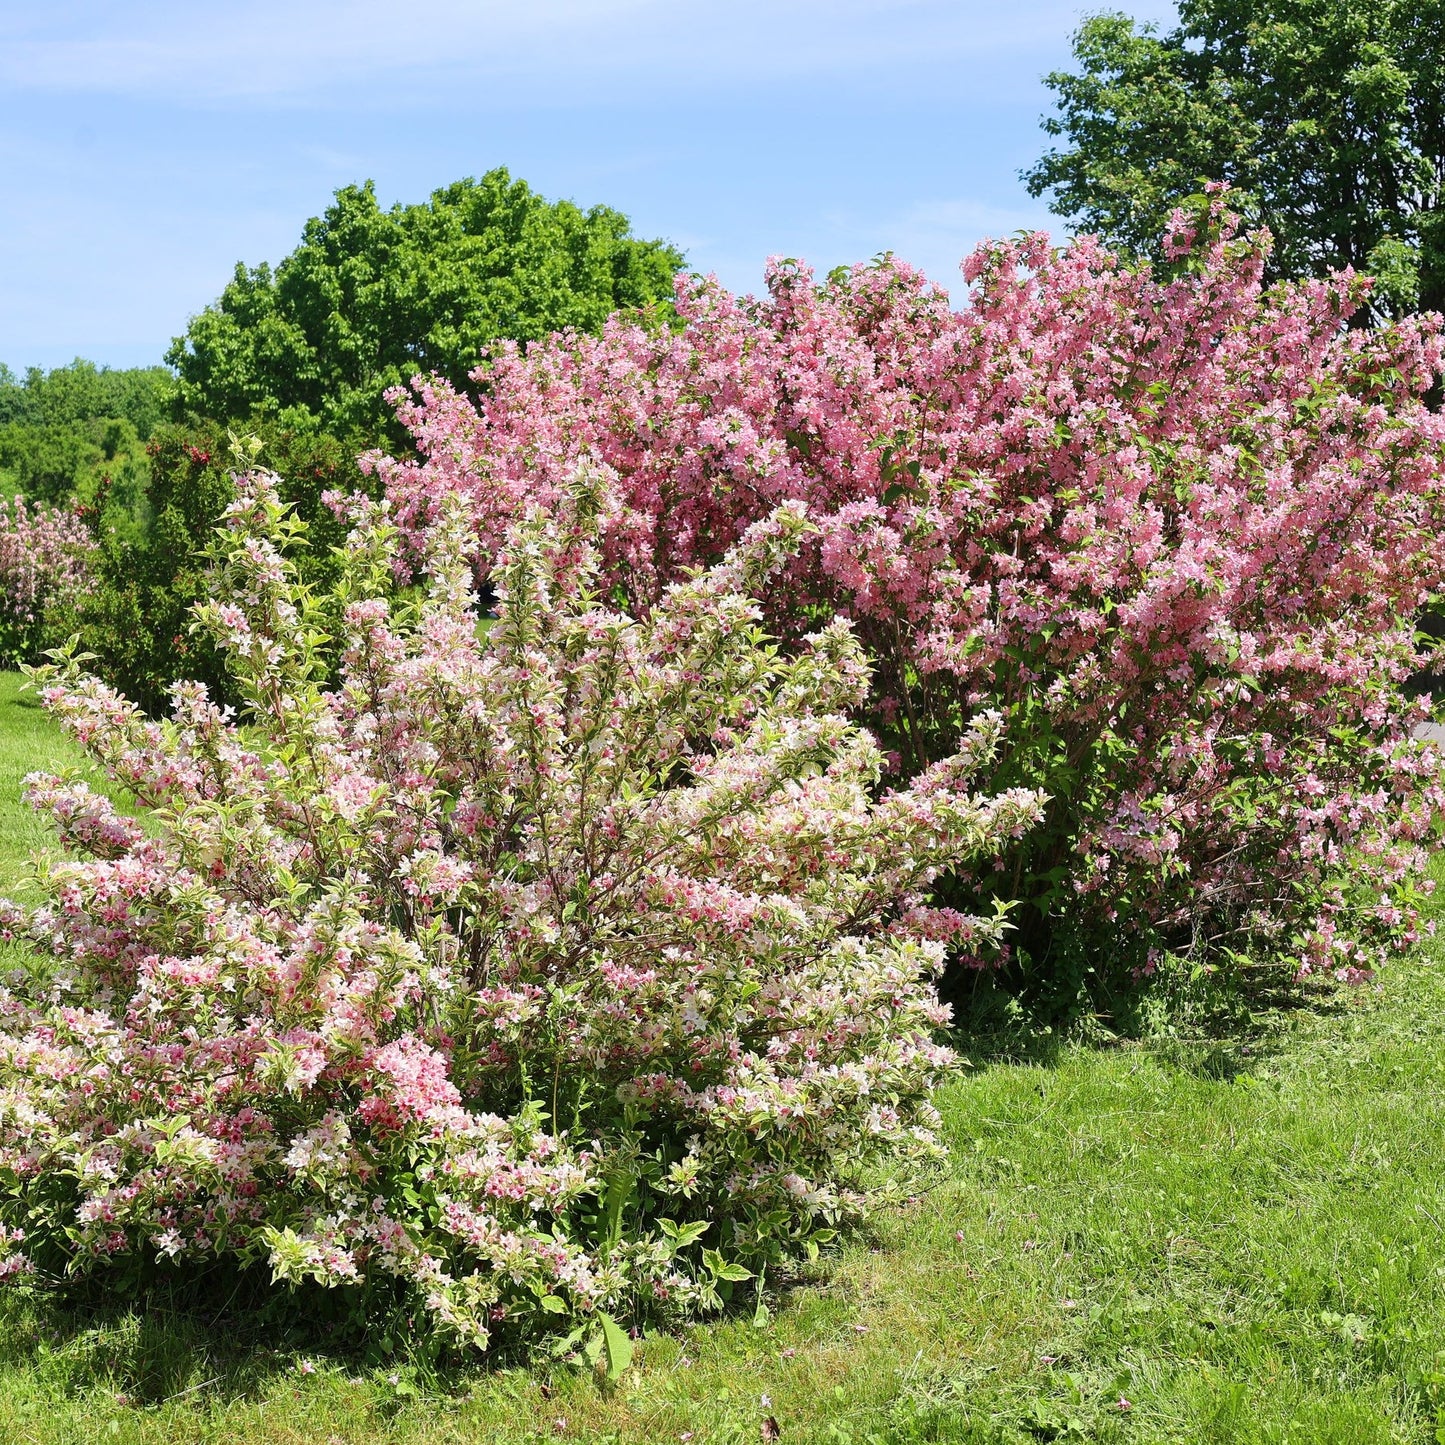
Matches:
[[369, 204, 1445, 979], [0, 494, 94, 666], [0, 471, 1041, 1350]]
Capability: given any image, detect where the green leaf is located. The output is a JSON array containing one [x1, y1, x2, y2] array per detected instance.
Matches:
[[659, 1218, 709, 1248], [601, 1170, 635, 1254], [598, 1311, 634, 1381], [582, 1331, 604, 1370], [703, 1247, 753, 1281], [548, 1325, 589, 1359]]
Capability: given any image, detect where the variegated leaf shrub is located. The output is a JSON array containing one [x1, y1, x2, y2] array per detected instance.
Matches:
[[0, 471, 1041, 1351]]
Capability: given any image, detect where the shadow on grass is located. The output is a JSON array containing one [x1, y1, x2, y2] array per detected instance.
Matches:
[[0, 1263, 468, 1408], [0, 1252, 809, 1410], [1, 1297, 262, 1409], [946, 953, 1353, 1083]]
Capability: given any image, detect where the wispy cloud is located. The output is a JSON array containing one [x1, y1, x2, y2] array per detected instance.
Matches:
[[0, 1, 1176, 104], [0, 0, 1184, 366]]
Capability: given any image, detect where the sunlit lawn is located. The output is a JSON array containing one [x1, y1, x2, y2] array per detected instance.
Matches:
[[0, 672, 95, 900], [1, 670, 1444, 1443]]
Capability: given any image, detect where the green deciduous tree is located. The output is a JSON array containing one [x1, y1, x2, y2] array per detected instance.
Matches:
[[166, 169, 685, 441], [0, 362, 171, 532], [1024, 1, 1445, 315], [0, 359, 172, 436]]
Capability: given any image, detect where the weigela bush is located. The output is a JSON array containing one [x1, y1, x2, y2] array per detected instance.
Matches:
[[0, 494, 95, 668], [0, 471, 1041, 1351], [370, 205, 1445, 987]]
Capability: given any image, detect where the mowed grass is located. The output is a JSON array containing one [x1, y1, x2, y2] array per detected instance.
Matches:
[[0, 672, 95, 900], [1, 671, 1445, 1442]]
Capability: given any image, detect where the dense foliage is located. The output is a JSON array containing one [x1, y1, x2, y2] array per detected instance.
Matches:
[[0, 360, 171, 437], [371, 206, 1445, 998], [0, 369, 338, 711], [77, 423, 367, 714], [0, 496, 95, 668], [167, 171, 684, 443], [0, 471, 1040, 1352], [0, 361, 171, 529], [1024, 1, 1445, 315]]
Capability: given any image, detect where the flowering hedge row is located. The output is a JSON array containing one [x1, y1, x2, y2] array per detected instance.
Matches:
[[0, 494, 94, 668], [370, 207, 1445, 987], [3, 205, 1444, 1352], [0, 473, 1040, 1350]]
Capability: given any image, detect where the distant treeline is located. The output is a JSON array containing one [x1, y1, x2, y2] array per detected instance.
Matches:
[[0, 359, 170, 433], [0, 360, 172, 540]]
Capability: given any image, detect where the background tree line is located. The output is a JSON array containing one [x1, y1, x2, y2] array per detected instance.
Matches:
[[0, 359, 169, 541]]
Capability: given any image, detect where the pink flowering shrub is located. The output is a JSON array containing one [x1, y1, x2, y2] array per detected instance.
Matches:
[[370, 207, 1445, 990], [0, 470, 1041, 1351], [0, 494, 95, 667]]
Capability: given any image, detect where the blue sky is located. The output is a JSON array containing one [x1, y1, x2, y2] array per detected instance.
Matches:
[[0, 0, 1178, 372]]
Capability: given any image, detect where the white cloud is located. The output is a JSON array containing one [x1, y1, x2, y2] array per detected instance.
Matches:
[[0, 1, 1181, 104]]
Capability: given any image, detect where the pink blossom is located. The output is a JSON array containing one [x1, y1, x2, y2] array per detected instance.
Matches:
[[0, 470, 1038, 1354], [371, 203, 1445, 978]]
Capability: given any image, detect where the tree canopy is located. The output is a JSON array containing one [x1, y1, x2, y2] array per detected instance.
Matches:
[[166, 169, 686, 440], [0, 359, 171, 436], [0, 361, 170, 518], [1024, 1, 1445, 315]]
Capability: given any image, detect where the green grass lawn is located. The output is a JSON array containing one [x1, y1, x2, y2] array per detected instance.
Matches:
[[0, 672, 95, 900], [2, 670, 1445, 1443]]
